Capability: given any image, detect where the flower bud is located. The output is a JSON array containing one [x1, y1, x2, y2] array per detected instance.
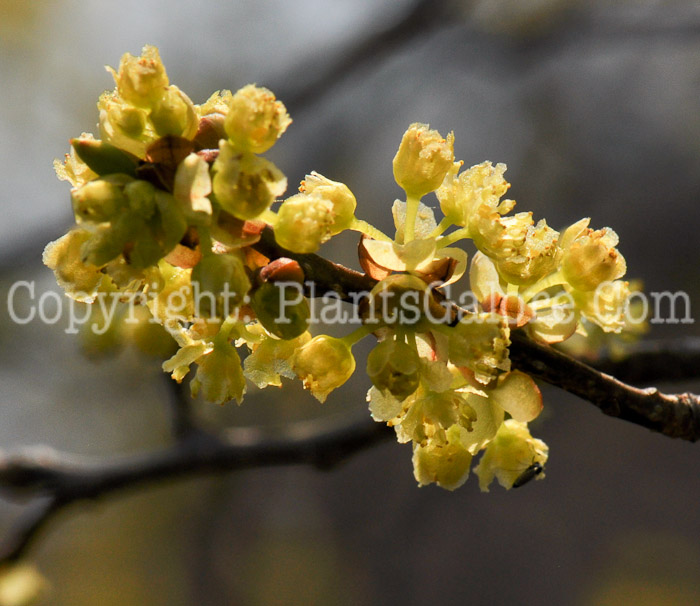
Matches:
[[108, 45, 169, 109], [212, 142, 287, 220], [122, 305, 177, 358], [191, 253, 251, 317], [71, 175, 130, 223], [561, 226, 626, 291], [366, 339, 420, 400], [80, 223, 125, 267], [392, 123, 454, 198], [149, 86, 199, 140], [300, 172, 356, 234], [251, 281, 310, 340], [366, 274, 433, 329], [224, 84, 291, 154], [124, 179, 157, 218], [274, 193, 334, 253], [292, 335, 356, 403]]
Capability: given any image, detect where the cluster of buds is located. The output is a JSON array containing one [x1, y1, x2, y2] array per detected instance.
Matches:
[[46, 47, 638, 492]]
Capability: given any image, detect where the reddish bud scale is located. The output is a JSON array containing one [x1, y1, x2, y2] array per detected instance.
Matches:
[[481, 293, 534, 328], [259, 258, 305, 285]]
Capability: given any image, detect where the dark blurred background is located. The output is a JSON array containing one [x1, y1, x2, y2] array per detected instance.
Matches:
[[1, 0, 700, 604]]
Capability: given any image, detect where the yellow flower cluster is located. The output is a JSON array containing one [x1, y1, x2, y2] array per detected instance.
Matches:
[[46, 46, 638, 492]]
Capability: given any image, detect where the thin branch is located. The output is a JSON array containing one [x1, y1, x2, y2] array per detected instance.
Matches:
[[0, 418, 393, 563], [253, 229, 700, 442], [509, 331, 700, 441]]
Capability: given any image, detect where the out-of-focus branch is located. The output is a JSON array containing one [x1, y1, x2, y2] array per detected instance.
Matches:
[[280, 0, 452, 113], [576, 337, 700, 385], [164, 375, 204, 441], [0, 418, 393, 563]]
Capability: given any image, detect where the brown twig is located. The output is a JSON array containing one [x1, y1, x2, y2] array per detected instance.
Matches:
[[509, 331, 700, 441]]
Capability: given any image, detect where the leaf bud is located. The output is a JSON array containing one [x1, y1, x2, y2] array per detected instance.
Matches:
[[259, 258, 305, 285], [71, 175, 130, 223], [193, 113, 227, 150]]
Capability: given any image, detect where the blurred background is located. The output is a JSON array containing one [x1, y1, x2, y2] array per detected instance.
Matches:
[[2, 0, 700, 604]]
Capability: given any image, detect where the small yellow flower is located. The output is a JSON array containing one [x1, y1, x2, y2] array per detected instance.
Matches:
[[107, 45, 169, 109], [43, 229, 106, 302], [274, 193, 335, 253], [436, 160, 512, 228], [224, 84, 291, 154], [393, 123, 454, 198], [299, 172, 357, 235], [366, 339, 421, 400], [293, 335, 356, 402], [474, 419, 549, 491], [413, 425, 473, 491], [190, 340, 246, 404], [560, 220, 626, 291], [212, 142, 287, 220]]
